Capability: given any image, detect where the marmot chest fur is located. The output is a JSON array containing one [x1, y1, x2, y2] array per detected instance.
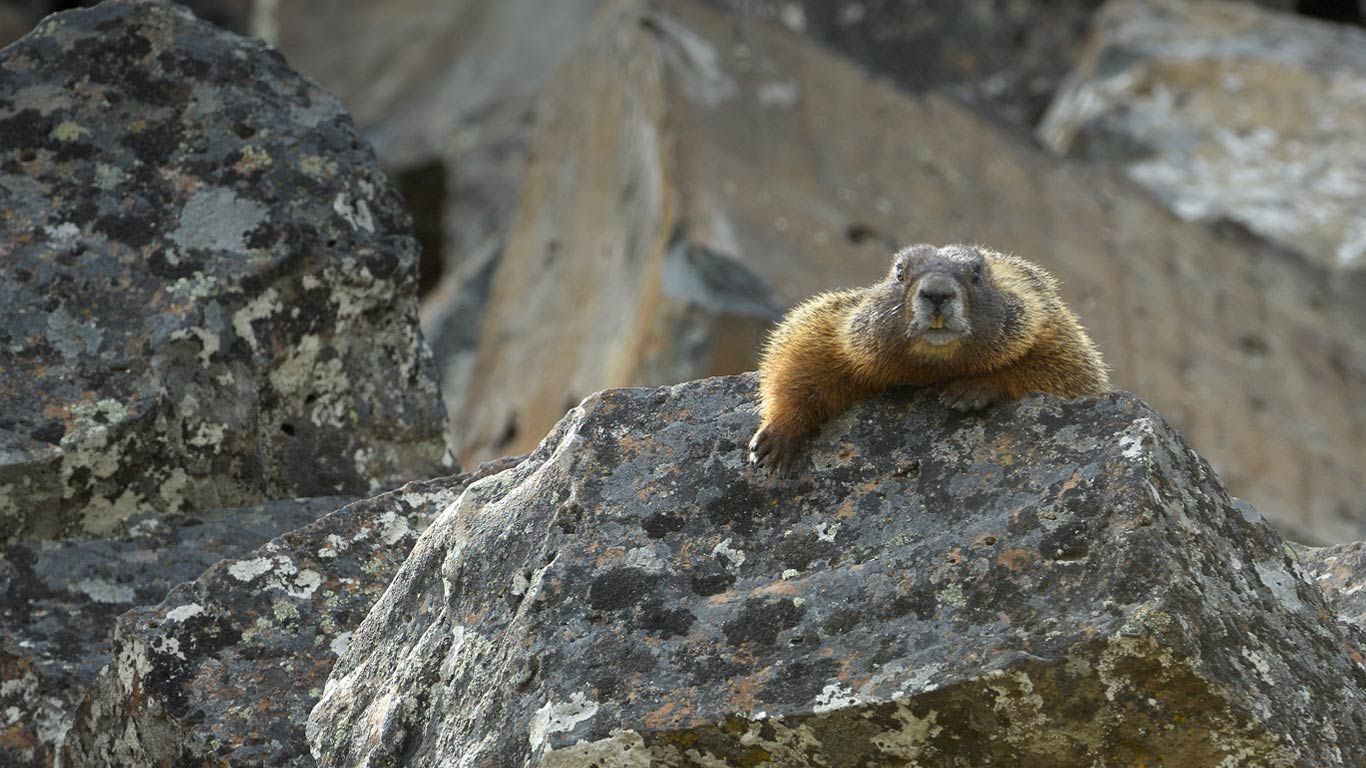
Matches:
[[749, 243, 1110, 473]]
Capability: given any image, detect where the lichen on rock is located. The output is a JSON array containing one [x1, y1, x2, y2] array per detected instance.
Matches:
[[0, 0, 450, 544], [307, 374, 1366, 767]]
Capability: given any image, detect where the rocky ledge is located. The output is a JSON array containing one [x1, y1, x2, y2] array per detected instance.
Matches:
[[307, 373, 1366, 767]]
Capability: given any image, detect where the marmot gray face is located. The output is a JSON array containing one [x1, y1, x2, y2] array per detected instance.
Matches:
[[893, 244, 991, 347]]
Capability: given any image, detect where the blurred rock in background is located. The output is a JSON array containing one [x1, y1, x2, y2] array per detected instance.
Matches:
[[1040, 0, 1366, 270]]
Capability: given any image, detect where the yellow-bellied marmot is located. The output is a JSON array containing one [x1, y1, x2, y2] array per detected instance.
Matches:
[[749, 243, 1110, 473]]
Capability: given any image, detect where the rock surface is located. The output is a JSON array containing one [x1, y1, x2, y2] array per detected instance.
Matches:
[[310, 374, 1366, 767], [702, 0, 1106, 128], [0, 0, 449, 544], [0, 496, 353, 768], [1039, 0, 1366, 269], [454, 0, 1366, 542], [244, 0, 605, 436], [1297, 541, 1366, 631], [57, 457, 520, 768]]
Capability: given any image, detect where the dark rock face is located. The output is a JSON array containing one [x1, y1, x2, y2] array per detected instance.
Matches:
[[309, 375, 1366, 766], [0, 0, 450, 544], [0, 496, 353, 768], [57, 457, 519, 768]]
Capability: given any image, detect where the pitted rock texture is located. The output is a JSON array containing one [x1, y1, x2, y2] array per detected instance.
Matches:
[[0, 496, 352, 768], [0, 0, 449, 544], [1039, 0, 1366, 269], [57, 458, 520, 768], [309, 375, 1366, 767], [1297, 541, 1366, 631]]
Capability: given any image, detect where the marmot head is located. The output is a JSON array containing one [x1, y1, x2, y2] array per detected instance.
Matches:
[[887, 243, 1024, 350]]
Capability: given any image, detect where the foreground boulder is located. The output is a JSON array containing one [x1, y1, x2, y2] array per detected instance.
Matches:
[[454, 0, 1366, 543], [309, 375, 1366, 766], [0, 496, 352, 768], [1039, 0, 1366, 270], [57, 457, 519, 767], [0, 0, 448, 543]]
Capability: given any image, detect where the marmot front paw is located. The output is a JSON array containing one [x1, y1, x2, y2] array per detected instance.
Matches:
[[939, 379, 1002, 412], [749, 424, 803, 476]]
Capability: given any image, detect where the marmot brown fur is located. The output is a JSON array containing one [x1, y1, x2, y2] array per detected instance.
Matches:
[[749, 243, 1110, 473]]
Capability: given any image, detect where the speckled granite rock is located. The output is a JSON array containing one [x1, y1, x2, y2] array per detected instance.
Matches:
[[0, 0, 450, 544], [57, 457, 520, 768], [308, 375, 1366, 767], [1038, 0, 1366, 269], [0, 496, 352, 768], [1296, 541, 1366, 631]]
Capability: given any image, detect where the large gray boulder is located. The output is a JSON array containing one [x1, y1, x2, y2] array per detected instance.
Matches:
[[1039, 0, 1366, 270], [0, 0, 449, 544], [57, 457, 519, 768], [0, 496, 353, 768], [308, 375, 1366, 767]]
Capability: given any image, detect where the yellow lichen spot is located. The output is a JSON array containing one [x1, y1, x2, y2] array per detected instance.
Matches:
[[51, 121, 89, 142], [234, 145, 273, 174]]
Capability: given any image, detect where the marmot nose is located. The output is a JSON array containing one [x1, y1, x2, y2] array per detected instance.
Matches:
[[917, 275, 958, 310]]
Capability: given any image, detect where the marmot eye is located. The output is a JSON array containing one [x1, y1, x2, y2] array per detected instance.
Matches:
[[894, 265, 906, 282], [971, 267, 983, 285]]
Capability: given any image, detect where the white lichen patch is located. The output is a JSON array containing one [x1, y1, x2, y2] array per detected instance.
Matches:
[[332, 191, 375, 233], [228, 556, 276, 583], [624, 544, 667, 572], [896, 662, 944, 697], [43, 221, 80, 241], [1118, 417, 1156, 460], [75, 578, 135, 604], [529, 692, 600, 752], [330, 631, 353, 657], [171, 186, 268, 253], [712, 538, 746, 569], [379, 510, 411, 546], [812, 682, 861, 714], [165, 603, 205, 622], [288, 569, 325, 599], [231, 288, 281, 355], [151, 634, 184, 660], [541, 730, 651, 768], [268, 334, 348, 427]]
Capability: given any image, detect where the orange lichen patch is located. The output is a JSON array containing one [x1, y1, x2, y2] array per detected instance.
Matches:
[[726, 674, 764, 713], [592, 548, 627, 569], [752, 581, 801, 598], [834, 497, 858, 519], [644, 701, 687, 730], [997, 547, 1034, 572]]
